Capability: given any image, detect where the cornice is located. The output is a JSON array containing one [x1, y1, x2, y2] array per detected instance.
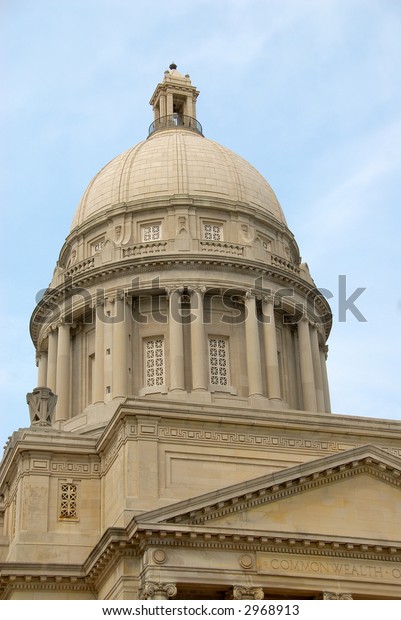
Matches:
[[30, 253, 331, 345], [164, 459, 401, 526], [0, 430, 99, 489], [95, 398, 401, 458], [134, 444, 401, 526], [130, 527, 401, 563]]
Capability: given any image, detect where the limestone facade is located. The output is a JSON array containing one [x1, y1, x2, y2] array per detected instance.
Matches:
[[0, 65, 400, 600]]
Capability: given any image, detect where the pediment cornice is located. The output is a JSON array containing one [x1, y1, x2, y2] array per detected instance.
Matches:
[[136, 444, 401, 527]]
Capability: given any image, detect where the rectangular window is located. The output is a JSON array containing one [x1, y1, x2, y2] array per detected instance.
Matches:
[[144, 338, 165, 388], [59, 483, 77, 520], [90, 237, 105, 254], [142, 223, 161, 242], [208, 337, 229, 387], [203, 223, 222, 241]]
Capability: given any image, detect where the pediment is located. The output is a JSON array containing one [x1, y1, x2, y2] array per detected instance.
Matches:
[[137, 445, 401, 543]]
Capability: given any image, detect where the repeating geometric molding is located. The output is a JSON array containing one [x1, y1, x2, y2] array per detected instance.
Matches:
[[133, 533, 401, 563], [59, 482, 78, 520], [51, 461, 99, 475], [157, 426, 348, 453]]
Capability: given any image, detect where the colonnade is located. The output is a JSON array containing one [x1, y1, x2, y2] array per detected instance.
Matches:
[[35, 288, 331, 423], [138, 580, 352, 600], [154, 93, 195, 120]]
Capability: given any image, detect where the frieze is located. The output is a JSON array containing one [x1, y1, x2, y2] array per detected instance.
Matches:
[[50, 461, 100, 476], [258, 553, 401, 584], [136, 532, 401, 562], [158, 426, 350, 454]]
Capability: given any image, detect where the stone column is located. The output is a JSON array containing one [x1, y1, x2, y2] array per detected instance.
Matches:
[[186, 95, 193, 118], [244, 291, 263, 397], [297, 317, 317, 412], [113, 293, 128, 398], [166, 92, 173, 116], [140, 581, 177, 600], [93, 300, 105, 404], [190, 287, 207, 391], [55, 321, 71, 422], [310, 323, 325, 412], [46, 327, 58, 393], [37, 352, 48, 387], [320, 345, 332, 413], [231, 586, 264, 600], [262, 295, 281, 401], [168, 288, 185, 392], [159, 95, 166, 118]]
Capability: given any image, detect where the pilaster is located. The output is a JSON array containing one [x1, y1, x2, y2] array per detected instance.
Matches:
[[262, 294, 281, 401], [244, 291, 263, 397], [167, 288, 185, 392], [297, 317, 317, 412], [190, 287, 207, 392]]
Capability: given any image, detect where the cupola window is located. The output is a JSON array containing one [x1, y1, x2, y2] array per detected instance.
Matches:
[[90, 237, 105, 254], [144, 337, 165, 388], [203, 223, 223, 241], [142, 223, 162, 242], [208, 337, 229, 387]]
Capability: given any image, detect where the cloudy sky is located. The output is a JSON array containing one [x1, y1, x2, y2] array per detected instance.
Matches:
[[1, 0, 400, 448]]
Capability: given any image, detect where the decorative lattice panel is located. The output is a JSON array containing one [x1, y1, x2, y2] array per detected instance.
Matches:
[[209, 337, 229, 387], [145, 338, 165, 388]]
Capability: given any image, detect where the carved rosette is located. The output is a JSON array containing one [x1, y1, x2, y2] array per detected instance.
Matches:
[[140, 581, 177, 600], [231, 585, 264, 600]]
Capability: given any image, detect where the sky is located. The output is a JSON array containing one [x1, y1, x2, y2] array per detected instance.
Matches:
[[1, 0, 400, 449]]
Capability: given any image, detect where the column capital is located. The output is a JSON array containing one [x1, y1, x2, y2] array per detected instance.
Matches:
[[105, 291, 127, 304], [164, 286, 184, 298], [140, 581, 177, 600], [321, 344, 329, 355], [262, 293, 274, 304], [231, 585, 264, 600], [245, 289, 255, 300], [321, 592, 353, 600], [189, 285, 207, 296]]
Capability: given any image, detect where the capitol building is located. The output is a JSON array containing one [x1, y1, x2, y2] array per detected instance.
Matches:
[[0, 65, 400, 600]]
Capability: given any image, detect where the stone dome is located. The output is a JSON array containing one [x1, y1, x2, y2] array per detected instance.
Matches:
[[71, 129, 286, 230]]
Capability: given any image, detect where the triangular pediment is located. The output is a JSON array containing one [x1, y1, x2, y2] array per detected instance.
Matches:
[[135, 445, 401, 543]]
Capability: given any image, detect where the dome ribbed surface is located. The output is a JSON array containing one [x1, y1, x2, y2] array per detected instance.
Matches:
[[71, 129, 286, 229]]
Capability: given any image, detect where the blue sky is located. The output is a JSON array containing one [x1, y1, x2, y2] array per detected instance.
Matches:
[[1, 0, 400, 448]]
